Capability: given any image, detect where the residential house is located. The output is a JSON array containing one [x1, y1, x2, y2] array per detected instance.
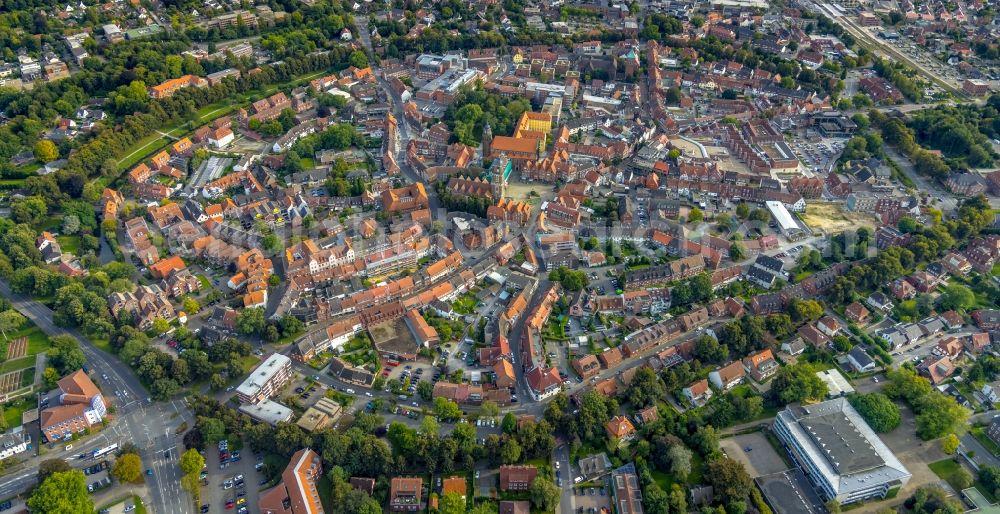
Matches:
[[682, 379, 712, 406], [499, 465, 537, 492], [743, 349, 778, 382], [572, 354, 601, 380], [918, 355, 955, 385], [605, 416, 637, 442], [389, 477, 423, 512], [708, 361, 745, 391], [847, 347, 876, 372], [845, 302, 870, 324]]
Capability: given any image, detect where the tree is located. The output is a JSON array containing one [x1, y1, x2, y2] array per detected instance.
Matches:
[[61, 215, 80, 235], [38, 459, 71, 482], [197, 416, 226, 444], [669, 484, 687, 514], [905, 485, 963, 514], [438, 492, 466, 514], [481, 400, 500, 418], [112, 453, 143, 483], [667, 445, 693, 480], [34, 140, 59, 162], [689, 207, 704, 224], [730, 242, 746, 261], [433, 397, 461, 421], [939, 284, 975, 311], [27, 470, 93, 514], [502, 412, 517, 434], [42, 367, 60, 389], [941, 433, 960, 454], [528, 476, 560, 511], [954, 467, 974, 490], [417, 380, 433, 401], [736, 202, 750, 219], [626, 367, 665, 408], [790, 299, 823, 323], [151, 317, 170, 335], [48, 335, 86, 374], [179, 448, 205, 476], [419, 416, 439, 436], [914, 393, 969, 440], [237, 308, 266, 335], [0, 310, 26, 339], [848, 393, 901, 433], [693, 335, 728, 364], [11, 196, 47, 224], [706, 457, 753, 505], [350, 50, 369, 68], [182, 297, 200, 315], [772, 362, 828, 405]]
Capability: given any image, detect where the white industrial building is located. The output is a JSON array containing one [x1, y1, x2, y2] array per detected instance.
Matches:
[[765, 200, 807, 240], [773, 397, 911, 505]]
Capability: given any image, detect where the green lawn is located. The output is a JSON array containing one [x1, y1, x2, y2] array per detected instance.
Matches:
[[117, 68, 330, 173], [928, 458, 993, 501], [647, 453, 704, 489], [0, 356, 35, 373], [2, 397, 32, 429], [196, 274, 212, 290], [0, 178, 27, 190], [116, 133, 172, 170], [300, 157, 316, 169], [57, 235, 80, 254], [8, 323, 51, 355], [90, 335, 113, 354]]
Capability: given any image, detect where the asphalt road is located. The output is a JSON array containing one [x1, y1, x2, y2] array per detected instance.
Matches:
[[0, 278, 193, 514]]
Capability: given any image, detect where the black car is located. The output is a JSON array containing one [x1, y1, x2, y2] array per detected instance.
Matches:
[[200, 505, 209, 513]]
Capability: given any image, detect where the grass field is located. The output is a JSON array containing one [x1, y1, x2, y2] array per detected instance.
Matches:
[[9, 324, 51, 355], [116, 69, 330, 173], [57, 235, 80, 254], [0, 356, 34, 374], [2, 397, 33, 429], [929, 458, 996, 501]]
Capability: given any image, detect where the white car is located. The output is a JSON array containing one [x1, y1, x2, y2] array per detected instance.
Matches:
[[345, 389, 355, 394]]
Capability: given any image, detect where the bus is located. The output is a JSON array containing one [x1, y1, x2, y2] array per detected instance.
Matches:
[[92, 443, 118, 459]]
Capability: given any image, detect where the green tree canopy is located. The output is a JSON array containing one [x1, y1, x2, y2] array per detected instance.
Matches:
[[772, 362, 828, 405], [848, 393, 901, 433], [27, 470, 93, 514]]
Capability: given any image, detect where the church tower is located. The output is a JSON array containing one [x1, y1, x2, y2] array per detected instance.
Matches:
[[481, 121, 493, 162], [491, 155, 509, 200]]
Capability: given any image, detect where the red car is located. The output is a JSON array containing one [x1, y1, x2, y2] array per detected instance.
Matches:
[[225, 500, 234, 510]]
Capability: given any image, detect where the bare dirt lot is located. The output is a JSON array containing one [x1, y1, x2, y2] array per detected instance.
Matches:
[[801, 202, 878, 233]]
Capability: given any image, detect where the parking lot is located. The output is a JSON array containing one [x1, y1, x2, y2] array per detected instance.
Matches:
[[201, 439, 266, 514], [719, 432, 789, 478], [571, 481, 612, 514], [789, 138, 845, 176]]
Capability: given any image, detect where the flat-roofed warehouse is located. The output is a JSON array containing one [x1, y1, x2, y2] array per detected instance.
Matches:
[[772, 397, 911, 505], [765, 201, 807, 240]]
